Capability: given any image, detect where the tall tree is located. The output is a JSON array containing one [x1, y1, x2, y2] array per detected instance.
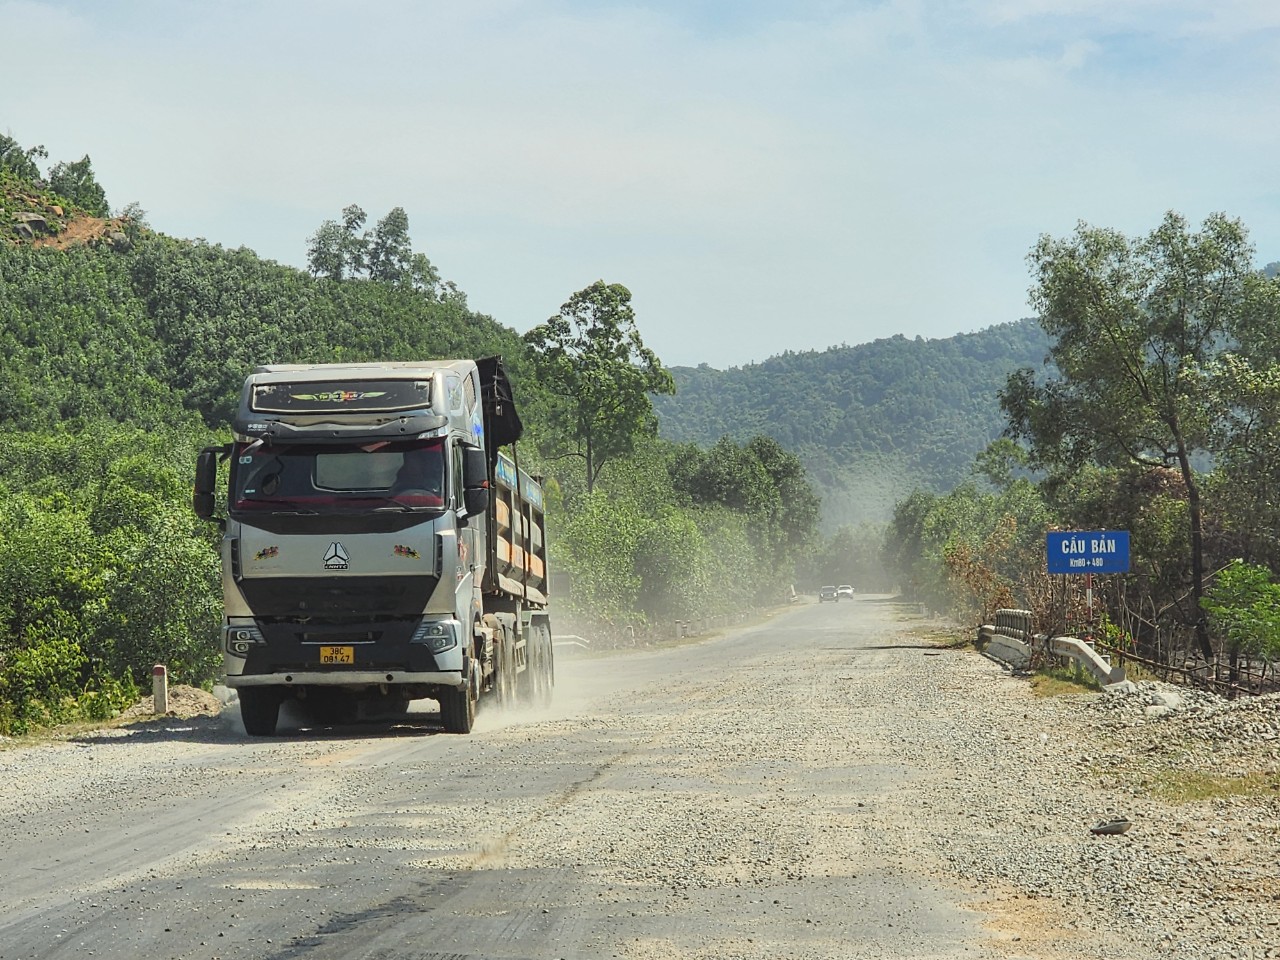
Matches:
[[47, 155, 109, 216], [523, 281, 675, 494], [746, 435, 821, 555], [306, 219, 347, 280], [368, 206, 413, 283], [1000, 211, 1255, 661], [1199, 270, 1280, 568], [339, 204, 370, 277]]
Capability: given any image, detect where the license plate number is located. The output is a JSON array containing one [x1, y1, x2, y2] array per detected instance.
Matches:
[[319, 646, 354, 665]]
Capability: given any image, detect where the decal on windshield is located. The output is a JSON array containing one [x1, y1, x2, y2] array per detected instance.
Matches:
[[292, 390, 387, 403]]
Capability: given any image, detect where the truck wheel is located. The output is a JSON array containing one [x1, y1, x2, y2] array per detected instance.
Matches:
[[440, 663, 476, 734], [239, 687, 280, 736], [495, 624, 517, 708], [538, 623, 555, 708], [520, 623, 554, 708], [517, 627, 539, 706]]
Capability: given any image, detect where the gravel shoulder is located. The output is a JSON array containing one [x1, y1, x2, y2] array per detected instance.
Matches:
[[872, 621, 1280, 960]]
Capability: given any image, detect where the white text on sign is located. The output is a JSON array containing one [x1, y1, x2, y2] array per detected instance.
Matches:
[[1059, 537, 1120, 555]]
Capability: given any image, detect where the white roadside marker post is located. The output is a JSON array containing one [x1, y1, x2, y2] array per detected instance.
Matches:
[[152, 664, 169, 714]]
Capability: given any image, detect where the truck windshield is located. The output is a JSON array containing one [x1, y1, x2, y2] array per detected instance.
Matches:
[[230, 438, 446, 514]]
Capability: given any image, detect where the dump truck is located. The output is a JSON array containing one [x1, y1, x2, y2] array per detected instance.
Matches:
[[193, 357, 553, 735]]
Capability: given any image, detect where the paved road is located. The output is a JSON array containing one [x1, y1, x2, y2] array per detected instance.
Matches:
[[0, 597, 1015, 960]]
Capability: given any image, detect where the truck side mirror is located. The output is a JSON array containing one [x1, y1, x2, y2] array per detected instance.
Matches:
[[193, 446, 224, 520], [461, 446, 489, 521], [462, 447, 488, 489]]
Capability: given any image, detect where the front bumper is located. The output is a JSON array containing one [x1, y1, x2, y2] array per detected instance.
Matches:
[[226, 670, 464, 689]]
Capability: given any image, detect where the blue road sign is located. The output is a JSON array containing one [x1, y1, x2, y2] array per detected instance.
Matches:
[[1046, 530, 1130, 575]]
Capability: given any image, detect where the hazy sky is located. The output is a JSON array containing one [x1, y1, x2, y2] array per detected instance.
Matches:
[[4, 0, 1280, 369]]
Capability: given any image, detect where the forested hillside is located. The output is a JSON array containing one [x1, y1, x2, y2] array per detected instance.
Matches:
[[0, 235, 525, 430], [653, 322, 1051, 526]]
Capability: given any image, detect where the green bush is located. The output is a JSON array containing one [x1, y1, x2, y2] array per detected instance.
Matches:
[[0, 627, 86, 734]]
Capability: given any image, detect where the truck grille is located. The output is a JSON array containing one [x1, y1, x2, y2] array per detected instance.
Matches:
[[238, 576, 435, 617]]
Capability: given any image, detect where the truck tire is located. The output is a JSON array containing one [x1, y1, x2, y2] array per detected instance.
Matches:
[[538, 623, 555, 708], [516, 625, 538, 706], [440, 662, 476, 734], [495, 623, 517, 708], [519, 623, 554, 709], [239, 687, 280, 736]]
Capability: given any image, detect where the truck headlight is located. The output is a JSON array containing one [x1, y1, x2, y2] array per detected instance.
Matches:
[[411, 620, 458, 654], [225, 618, 265, 657]]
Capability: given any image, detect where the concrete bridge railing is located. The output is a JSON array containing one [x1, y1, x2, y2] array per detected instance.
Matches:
[[979, 609, 1127, 686]]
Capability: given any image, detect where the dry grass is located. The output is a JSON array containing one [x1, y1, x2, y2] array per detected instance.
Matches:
[[1029, 667, 1100, 697], [918, 627, 974, 649], [1140, 768, 1280, 803]]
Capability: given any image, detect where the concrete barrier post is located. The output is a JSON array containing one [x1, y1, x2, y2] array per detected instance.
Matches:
[[152, 664, 168, 714]]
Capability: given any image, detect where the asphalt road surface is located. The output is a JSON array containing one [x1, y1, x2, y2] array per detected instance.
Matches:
[[0, 597, 1042, 960]]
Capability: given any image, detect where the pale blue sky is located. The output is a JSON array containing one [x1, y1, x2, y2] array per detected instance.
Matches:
[[4, 0, 1280, 368]]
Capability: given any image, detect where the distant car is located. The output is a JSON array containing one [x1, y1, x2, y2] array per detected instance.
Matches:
[[819, 585, 839, 602], [837, 585, 855, 599]]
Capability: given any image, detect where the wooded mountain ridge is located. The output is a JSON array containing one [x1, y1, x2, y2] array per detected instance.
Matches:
[[653, 321, 1052, 526]]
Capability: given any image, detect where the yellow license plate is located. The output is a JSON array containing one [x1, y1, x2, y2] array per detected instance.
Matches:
[[319, 646, 354, 665]]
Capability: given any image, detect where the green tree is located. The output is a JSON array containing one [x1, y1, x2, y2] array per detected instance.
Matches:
[[340, 204, 370, 276], [408, 252, 442, 297], [1201, 561, 1280, 665], [670, 435, 819, 578], [0, 134, 46, 181], [882, 490, 944, 605], [747, 435, 820, 557], [306, 204, 371, 280], [308, 205, 438, 292], [1201, 271, 1280, 569], [1001, 211, 1257, 661], [800, 522, 890, 592], [368, 206, 413, 283], [558, 492, 649, 622], [306, 219, 347, 280], [47, 155, 109, 216], [523, 281, 675, 494]]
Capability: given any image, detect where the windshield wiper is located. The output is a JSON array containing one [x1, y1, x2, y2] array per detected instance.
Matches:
[[373, 501, 443, 514]]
